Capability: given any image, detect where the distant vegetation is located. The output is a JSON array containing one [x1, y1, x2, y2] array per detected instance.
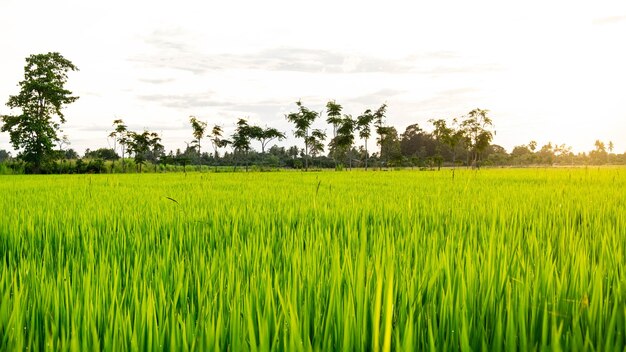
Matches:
[[1, 52, 623, 174]]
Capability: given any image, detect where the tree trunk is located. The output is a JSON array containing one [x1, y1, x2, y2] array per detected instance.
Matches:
[[304, 133, 309, 171], [364, 139, 368, 170], [121, 146, 126, 172]]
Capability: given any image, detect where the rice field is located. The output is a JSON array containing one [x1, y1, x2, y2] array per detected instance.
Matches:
[[0, 168, 625, 351]]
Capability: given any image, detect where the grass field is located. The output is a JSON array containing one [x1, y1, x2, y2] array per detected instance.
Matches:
[[1, 168, 625, 351]]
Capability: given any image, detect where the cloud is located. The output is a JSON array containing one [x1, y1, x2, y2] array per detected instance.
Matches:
[[137, 92, 288, 118], [132, 42, 501, 78], [132, 47, 417, 74], [593, 15, 626, 25], [131, 29, 488, 75]]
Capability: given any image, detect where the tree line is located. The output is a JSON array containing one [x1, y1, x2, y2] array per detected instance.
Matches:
[[0, 52, 623, 174]]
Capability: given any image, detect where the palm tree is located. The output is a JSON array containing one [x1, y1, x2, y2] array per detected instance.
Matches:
[[373, 104, 388, 170], [109, 119, 129, 172], [326, 100, 343, 167]]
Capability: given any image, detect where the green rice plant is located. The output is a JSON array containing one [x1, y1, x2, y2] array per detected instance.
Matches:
[[0, 168, 625, 350]]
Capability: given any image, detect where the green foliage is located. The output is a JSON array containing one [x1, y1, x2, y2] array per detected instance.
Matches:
[[286, 101, 318, 140], [84, 148, 119, 161], [1, 169, 625, 350], [377, 126, 401, 167], [208, 124, 229, 159], [109, 119, 130, 172], [429, 117, 465, 165], [189, 116, 208, 155], [356, 109, 376, 169], [286, 101, 320, 170], [127, 130, 163, 172], [231, 118, 252, 153], [329, 115, 356, 168], [249, 126, 285, 154], [325, 100, 343, 138], [306, 129, 326, 157], [459, 108, 494, 167], [1, 52, 78, 169], [0, 150, 10, 163]]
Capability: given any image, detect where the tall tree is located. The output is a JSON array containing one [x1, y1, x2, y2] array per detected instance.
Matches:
[[128, 130, 161, 172], [144, 132, 164, 172], [373, 104, 389, 170], [109, 119, 130, 172], [208, 125, 227, 157], [326, 100, 343, 137], [400, 123, 425, 157], [594, 140, 606, 153], [377, 126, 400, 169], [326, 100, 343, 167], [329, 115, 356, 169], [554, 144, 574, 165], [1, 52, 79, 172], [306, 129, 326, 168], [593, 140, 608, 165], [231, 118, 253, 171], [189, 116, 208, 156], [251, 126, 286, 154], [286, 101, 319, 171], [537, 142, 555, 165], [430, 118, 464, 166], [459, 108, 494, 168], [356, 109, 375, 170], [128, 130, 150, 172]]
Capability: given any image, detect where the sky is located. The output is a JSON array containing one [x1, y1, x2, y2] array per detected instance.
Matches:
[[1, 0, 625, 155]]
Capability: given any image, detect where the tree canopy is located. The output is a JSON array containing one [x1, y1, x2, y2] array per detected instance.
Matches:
[[1, 52, 78, 171]]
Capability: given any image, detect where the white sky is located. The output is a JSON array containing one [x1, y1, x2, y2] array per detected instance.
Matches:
[[1, 0, 625, 154]]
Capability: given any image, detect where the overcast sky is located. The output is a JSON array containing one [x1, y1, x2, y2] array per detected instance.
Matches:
[[1, 0, 625, 154]]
